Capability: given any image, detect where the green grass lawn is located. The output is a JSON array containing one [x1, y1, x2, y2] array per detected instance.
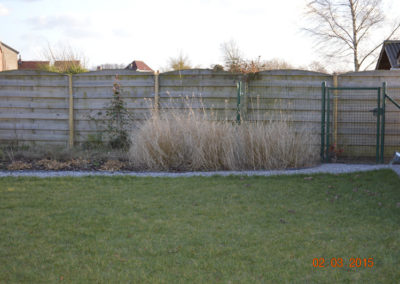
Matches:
[[1, 170, 399, 283]]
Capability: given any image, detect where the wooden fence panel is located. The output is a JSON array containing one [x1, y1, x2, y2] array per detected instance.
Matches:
[[247, 70, 332, 136], [72, 70, 155, 142], [159, 69, 238, 120], [0, 70, 69, 146]]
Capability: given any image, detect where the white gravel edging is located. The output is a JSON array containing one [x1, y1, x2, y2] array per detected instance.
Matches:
[[0, 164, 399, 178]]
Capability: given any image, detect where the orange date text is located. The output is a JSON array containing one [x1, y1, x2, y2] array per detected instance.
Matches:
[[312, 258, 374, 268]]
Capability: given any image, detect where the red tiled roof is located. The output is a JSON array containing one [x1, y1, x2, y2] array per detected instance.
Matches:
[[18, 61, 50, 70], [125, 60, 153, 72]]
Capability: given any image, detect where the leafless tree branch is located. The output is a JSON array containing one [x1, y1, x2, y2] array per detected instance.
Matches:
[[304, 0, 400, 71]]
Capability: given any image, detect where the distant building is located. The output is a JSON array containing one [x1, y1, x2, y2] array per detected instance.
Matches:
[[96, 63, 126, 70], [0, 41, 19, 71], [18, 59, 50, 70], [125, 60, 153, 72], [376, 40, 400, 70]]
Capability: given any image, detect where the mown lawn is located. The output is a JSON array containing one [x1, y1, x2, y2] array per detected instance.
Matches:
[[0, 170, 399, 283]]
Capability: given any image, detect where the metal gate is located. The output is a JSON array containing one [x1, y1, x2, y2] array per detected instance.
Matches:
[[321, 82, 386, 164]]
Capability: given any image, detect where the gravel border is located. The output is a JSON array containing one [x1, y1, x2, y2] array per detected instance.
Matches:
[[0, 163, 399, 178]]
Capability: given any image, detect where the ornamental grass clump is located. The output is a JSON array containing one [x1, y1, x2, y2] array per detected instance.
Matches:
[[129, 110, 318, 171]]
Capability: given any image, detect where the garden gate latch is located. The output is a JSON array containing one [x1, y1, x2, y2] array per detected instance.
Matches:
[[369, 107, 383, 117]]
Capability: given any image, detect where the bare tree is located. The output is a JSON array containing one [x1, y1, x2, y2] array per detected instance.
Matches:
[[263, 58, 294, 70], [220, 39, 244, 72], [41, 43, 88, 73], [304, 0, 400, 71], [306, 61, 328, 73], [220, 40, 296, 73], [211, 64, 225, 71], [165, 51, 192, 71], [237, 57, 295, 73]]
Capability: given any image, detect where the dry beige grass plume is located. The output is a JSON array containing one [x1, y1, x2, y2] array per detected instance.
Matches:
[[129, 108, 318, 171]]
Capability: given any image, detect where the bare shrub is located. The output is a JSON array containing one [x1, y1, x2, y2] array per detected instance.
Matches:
[[40, 43, 88, 74], [238, 120, 317, 169], [220, 40, 295, 73], [129, 110, 318, 171], [7, 161, 32, 171], [165, 51, 192, 71], [69, 158, 90, 169], [100, 160, 126, 172], [36, 159, 71, 170]]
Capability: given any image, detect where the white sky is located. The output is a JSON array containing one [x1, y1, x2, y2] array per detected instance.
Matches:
[[0, 0, 399, 71]]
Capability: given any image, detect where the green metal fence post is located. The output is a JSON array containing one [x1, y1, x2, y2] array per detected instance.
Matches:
[[321, 82, 326, 162], [376, 88, 381, 164], [236, 81, 242, 124], [326, 88, 331, 162], [380, 82, 386, 163]]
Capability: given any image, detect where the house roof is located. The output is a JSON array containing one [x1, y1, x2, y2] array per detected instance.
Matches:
[[0, 41, 19, 54], [376, 40, 400, 70], [18, 60, 50, 70], [125, 60, 153, 72]]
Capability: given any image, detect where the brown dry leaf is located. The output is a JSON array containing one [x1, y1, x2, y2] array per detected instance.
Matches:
[[36, 159, 70, 170], [69, 158, 90, 168], [304, 177, 313, 180], [100, 160, 126, 172], [7, 161, 32, 170]]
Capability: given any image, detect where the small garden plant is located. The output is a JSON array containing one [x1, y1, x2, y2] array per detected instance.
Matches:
[[105, 75, 131, 149]]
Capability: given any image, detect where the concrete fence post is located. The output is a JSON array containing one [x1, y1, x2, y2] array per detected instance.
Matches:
[[154, 70, 160, 113], [68, 74, 74, 148], [333, 73, 339, 146], [242, 79, 249, 121]]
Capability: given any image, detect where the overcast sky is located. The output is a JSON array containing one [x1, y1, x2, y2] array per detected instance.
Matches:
[[0, 0, 399, 71]]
